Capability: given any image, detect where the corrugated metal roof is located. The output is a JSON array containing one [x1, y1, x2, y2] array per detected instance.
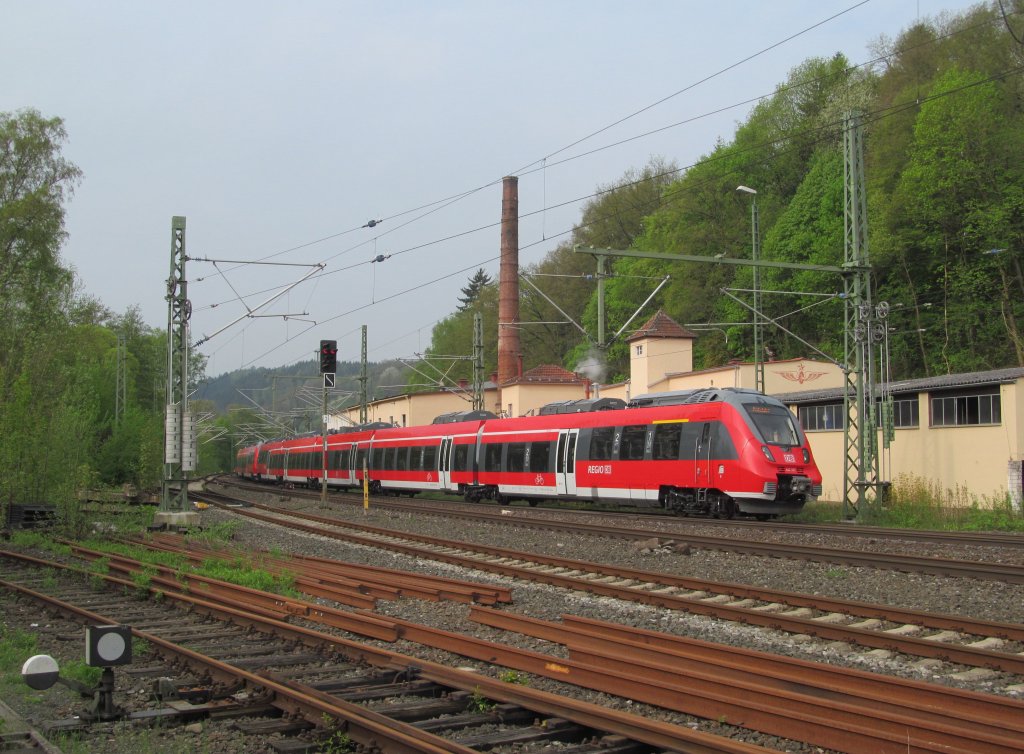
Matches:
[[775, 366, 1024, 404]]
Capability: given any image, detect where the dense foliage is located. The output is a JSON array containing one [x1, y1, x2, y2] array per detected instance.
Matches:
[[427, 2, 1024, 383], [0, 110, 200, 508]]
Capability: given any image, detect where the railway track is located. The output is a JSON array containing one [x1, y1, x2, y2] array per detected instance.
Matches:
[[223, 477, 1024, 551], [0, 550, 768, 754], [197, 490, 1024, 684], [4, 543, 1024, 753]]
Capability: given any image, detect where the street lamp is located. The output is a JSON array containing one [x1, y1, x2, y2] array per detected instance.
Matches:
[[736, 186, 764, 393]]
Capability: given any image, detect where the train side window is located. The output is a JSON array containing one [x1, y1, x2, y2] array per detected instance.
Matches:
[[653, 424, 681, 460], [423, 445, 437, 470], [507, 443, 526, 472], [356, 448, 366, 471], [484, 443, 503, 472], [410, 446, 423, 471], [529, 441, 552, 473], [383, 447, 395, 469], [453, 444, 469, 471], [395, 447, 408, 471], [710, 422, 739, 459], [589, 427, 615, 461], [619, 425, 647, 461]]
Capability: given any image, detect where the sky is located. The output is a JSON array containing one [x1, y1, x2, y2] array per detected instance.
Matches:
[[2, 0, 985, 379]]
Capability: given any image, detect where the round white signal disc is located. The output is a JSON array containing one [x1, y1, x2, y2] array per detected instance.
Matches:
[[22, 654, 60, 690], [97, 632, 128, 663]]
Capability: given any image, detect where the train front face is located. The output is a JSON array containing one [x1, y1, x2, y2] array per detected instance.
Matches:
[[732, 396, 822, 515]]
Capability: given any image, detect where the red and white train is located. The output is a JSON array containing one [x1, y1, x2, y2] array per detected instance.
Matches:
[[234, 387, 822, 518]]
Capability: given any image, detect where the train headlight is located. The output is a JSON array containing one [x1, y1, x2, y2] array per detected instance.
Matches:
[[760, 445, 774, 462], [802, 448, 810, 463]]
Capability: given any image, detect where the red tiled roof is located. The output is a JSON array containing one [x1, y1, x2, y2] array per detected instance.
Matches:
[[626, 309, 698, 342], [502, 364, 587, 386]]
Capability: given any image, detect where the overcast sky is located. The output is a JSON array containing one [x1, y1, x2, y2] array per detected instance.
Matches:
[[2, 0, 981, 378]]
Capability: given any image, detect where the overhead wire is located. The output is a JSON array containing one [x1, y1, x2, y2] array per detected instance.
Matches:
[[206, 0, 878, 275], [214, 4, 1021, 368], [214, 51, 1024, 325]]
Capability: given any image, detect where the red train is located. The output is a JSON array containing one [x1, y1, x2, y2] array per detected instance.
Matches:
[[234, 387, 822, 518]]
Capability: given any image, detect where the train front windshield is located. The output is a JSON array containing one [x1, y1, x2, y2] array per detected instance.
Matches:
[[745, 405, 800, 446]]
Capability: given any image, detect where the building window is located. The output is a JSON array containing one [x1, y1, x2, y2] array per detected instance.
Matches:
[[891, 398, 919, 428], [798, 403, 844, 431], [930, 390, 1001, 427], [635, 344, 643, 356]]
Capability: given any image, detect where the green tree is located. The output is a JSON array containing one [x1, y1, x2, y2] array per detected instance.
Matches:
[[881, 66, 1024, 374], [0, 109, 84, 508], [457, 268, 493, 311]]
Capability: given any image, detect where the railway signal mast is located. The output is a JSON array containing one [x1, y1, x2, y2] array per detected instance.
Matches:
[[320, 339, 338, 506], [157, 216, 199, 528]]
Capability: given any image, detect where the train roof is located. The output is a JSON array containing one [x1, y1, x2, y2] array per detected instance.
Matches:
[[628, 387, 772, 408], [538, 397, 626, 415], [432, 410, 497, 424]]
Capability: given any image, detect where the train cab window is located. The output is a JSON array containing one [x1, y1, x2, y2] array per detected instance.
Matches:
[[453, 444, 470, 471], [589, 427, 615, 461], [410, 446, 423, 471], [423, 445, 438, 470], [484, 443, 503, 472], [619, 425, 647, 461], [653, 423, 682, 460], [528, 441, 552, 473], [745, 405, 799, 446], [507, 443, 526, 472]]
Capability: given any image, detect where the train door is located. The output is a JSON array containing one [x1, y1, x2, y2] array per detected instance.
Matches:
[[438, 437, 454, 490], [695, 422, 711, 490], [348, 442, 359, 483], [555, 429, 579, 497]]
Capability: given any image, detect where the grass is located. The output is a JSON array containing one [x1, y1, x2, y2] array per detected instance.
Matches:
[[0, 625, 42, 706], [184, 520, 240, 544], [197, 557, 300, 597], [788, 473, 1024, 531]]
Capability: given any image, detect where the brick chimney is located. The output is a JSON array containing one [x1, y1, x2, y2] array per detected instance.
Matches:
[[497, 175, 520, 386]]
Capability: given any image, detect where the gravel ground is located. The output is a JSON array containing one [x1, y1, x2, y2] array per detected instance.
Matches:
[[200, 485, 1024, 695], [2, 485, 1023, 753]]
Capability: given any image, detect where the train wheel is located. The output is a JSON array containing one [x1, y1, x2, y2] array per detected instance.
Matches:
[[712, 497, 735, 520]]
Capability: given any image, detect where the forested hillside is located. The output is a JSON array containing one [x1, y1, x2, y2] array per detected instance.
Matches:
[[429, 3, 1024, 383], [2, 3, 1022, 508]]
